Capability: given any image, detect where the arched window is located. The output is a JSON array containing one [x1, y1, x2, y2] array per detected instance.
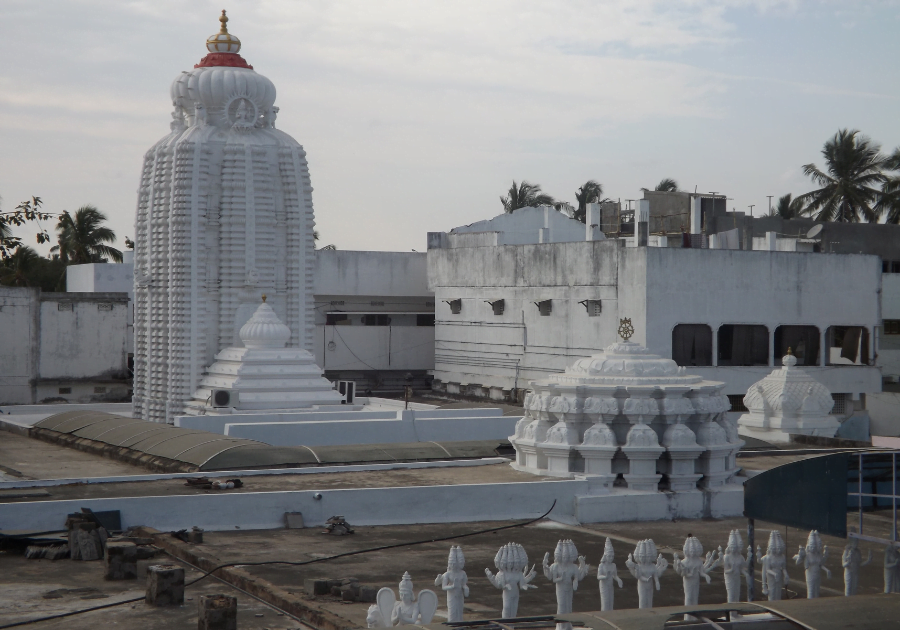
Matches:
[[774, 326, 820, 366], [717, 325, 769, 366], [672, 324, 713, 367]]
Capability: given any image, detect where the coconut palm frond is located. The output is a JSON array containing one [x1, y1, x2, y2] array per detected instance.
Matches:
[[654, 178, 678, 192]]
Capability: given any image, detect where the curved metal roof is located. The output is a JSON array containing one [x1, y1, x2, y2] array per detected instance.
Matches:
[[34, 412, 507, 471]]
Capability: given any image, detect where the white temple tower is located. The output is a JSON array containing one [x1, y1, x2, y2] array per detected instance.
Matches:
[[133, 12, 318, 423]]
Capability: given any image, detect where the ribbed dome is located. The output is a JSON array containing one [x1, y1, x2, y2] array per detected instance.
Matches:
[[239, 300, 292, 349], [742, 351, 834, 416], [171, 65, 276, 127], [560, 341, 701, 385]]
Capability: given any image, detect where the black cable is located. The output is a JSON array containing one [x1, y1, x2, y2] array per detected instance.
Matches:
[[0, 501, 556, 629]]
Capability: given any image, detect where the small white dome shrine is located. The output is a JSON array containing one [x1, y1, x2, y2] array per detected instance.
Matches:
[[183, 298, 344, 415], [510, 330, 743, 493], [737, 349, 839, 443]]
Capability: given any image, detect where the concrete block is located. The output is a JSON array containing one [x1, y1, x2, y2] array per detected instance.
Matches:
[[68, 522, 104, 561], [136, 558, 155, 579], [358, 586, 378, 603], [304, 578, 331, 596], [146, 564, 185, 606], [198, 594, 237, 630], [105, 540, 138, 580]]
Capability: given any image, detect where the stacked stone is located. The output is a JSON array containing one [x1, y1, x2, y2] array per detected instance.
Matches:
[[510, 340, 743, 492]]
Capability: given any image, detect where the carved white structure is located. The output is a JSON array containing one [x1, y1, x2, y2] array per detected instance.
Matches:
[[759, 531, 789, 601], [485, 543, 537, 619], [672, 536, 720, 606], [884, 545, 900, 594], [510, 340, 742, 492], [793, 530, 831, 598], [625, 539, 668, 609], [595, 538, 623, 612], [133, 12, 322, 423], [375, 573, 438, 627], [842, 537, 872, 596], [435, 546, 469, 622], [182, 298, 342, 414], [738, 350, 839, 443], [543, 539, 589, 624], [722, 529, 752, 603]]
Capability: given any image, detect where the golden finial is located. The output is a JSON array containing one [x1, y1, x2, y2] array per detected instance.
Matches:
[[617, 317, 635, 342], [219, 9, 229, 34], [261, 294, 267, 303], [786, 346, 793, 355]]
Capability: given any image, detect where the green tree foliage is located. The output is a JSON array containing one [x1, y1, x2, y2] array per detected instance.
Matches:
[[798, 129, 891, 222], [654, 178, 679, 192], [769, 193, 805, 219], [0, 197, 54, 260], [51, 205, 123, 264], [500, 181, 555, 213], [0, 249, 67, 291]]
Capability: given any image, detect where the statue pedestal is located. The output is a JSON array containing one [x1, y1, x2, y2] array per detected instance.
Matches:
[[576, 444, 618, 493]]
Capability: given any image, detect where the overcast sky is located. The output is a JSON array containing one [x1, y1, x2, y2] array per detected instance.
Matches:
[[2, 0, 899, 254]]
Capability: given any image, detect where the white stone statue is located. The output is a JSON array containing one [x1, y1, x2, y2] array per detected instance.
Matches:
[[435, 546, 469, 622], [626, 539, 668, 609], [842, 538, 872, 596], [543, 540, 589, 618], [485, 543, 537, 618], [793, 530, 830, 598], [722, 529, 751, 603], [375, 572, 438, 627], [672, 536, 720, 606], [366, 605, 381, 628], [884, 545, 900, 594], [759, 531, 789, 601], [595, 538, 623, 611]]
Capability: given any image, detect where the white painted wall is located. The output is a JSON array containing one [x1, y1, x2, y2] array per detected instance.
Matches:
[[867, 392, 900, 437], [314, 250, 429, 297], [0, 287, 130, 404], [429, 242, 883, 399], [66, 262, 134, 296], [449, 207, 592, 246]]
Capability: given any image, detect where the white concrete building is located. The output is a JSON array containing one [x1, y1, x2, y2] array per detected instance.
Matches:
[[132, 14, 320, 423], [313, 250, 434, 390], [427, 238, 882, 427], [66, 252, 134, 353], [0, 287, 130, 405]]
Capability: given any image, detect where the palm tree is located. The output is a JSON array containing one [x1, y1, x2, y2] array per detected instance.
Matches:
[[878, 148, 900, 224], [654, 178, 679, 192], [573, 180, 604, 223], [0, 246, 40, 286], [798, 129, 889, 222], [769, 193, 805, 219], [500, 181, 555, 213], [51, 205, 123, 263]]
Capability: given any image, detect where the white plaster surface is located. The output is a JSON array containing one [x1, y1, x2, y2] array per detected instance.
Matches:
[[444, 207, 594, 247]]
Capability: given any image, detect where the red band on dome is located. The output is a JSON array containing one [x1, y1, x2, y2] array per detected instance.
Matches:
[[194, 53, 253, 69]]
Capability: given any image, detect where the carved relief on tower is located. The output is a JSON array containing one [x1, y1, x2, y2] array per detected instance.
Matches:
[[228, 96, 259, 132]]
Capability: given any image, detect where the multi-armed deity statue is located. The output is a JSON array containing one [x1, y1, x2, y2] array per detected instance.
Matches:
[[759, 531, 790, 601], [374, 573, 437, 627], [884, 545, 900, 594], [543, 539, 589, 626], [485, 543, 537, 618], [672, 536, 720, 606], [721, 530, 752, 603], [842, 537, 872, 596], [435, 546, 469, 622], [626, 539, 669, 609], [793, 530, 830, 598], [595, 538, 623, 611]]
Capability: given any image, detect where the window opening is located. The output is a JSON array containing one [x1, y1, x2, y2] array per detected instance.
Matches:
[[417, 314, 435, 327], [826, 326, 870, 365], [727, 395, 747, 413], [717, 324, 769, 366], [774, 325, 820, 366], [672, 324, 713, 367], [326, 313, 350, 326], [534, 300, 552, 316], [362, 314, 390, 326], [885, 320, 900, 335]]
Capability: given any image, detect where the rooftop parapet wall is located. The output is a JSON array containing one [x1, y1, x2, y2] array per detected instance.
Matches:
[[314, 250, 430, 297]]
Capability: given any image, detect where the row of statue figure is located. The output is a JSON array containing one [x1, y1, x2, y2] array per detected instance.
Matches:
[[366, 534, 896, 626]]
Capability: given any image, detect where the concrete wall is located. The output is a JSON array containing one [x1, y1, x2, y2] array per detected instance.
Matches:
[[314, 250, 429, 297], [446, 207, 589, 246], [866, 392, 900, 437], [66, 262, 134, 296], [429, 242, 883, 400], [0, 287, 130, 405], [314, 324, 434, 371], [428, 241, 621, 390]]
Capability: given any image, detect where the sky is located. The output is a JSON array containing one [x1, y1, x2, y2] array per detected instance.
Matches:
[[2, 0, 899, 254]]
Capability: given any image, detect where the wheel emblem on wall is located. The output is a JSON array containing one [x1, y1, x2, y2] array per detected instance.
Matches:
[[618, 318, 635, 342]]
